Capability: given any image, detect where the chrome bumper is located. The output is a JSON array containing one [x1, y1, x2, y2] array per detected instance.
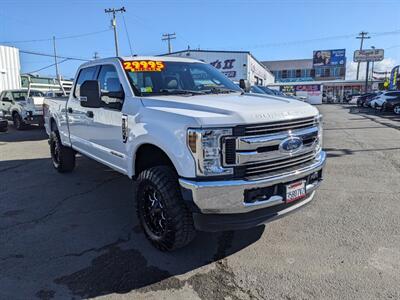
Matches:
[[179, 151, 326, 214]]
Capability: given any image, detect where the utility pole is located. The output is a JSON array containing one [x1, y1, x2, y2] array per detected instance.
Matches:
[[356, 31, 370, 80], [53, 36, 66, 95], [105, 7, 126, 57], [162, 33, 176, 53], [93, 52, 100, 60], [365, 61, 370, 93]]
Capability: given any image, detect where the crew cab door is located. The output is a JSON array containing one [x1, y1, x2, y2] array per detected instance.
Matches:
[[68, 63, 128, 174], [85, 64, 127, 173], [67, 65, 99, 153]]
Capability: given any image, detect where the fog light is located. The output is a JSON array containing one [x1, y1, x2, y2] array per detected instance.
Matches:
[[309, 172, 319, 182]]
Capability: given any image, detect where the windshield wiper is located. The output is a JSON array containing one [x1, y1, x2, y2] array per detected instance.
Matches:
[[205, 87, 239, 94], [159, 89, 206, 95]]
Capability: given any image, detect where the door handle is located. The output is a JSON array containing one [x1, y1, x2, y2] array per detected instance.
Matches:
[[67, 107, 73, 113], [86, 111, 94, 118]]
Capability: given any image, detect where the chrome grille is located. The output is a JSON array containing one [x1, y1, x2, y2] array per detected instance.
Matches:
[[233, 116, 316, 136], [236, 152, 316, 178], [223, 116, 321, 179]]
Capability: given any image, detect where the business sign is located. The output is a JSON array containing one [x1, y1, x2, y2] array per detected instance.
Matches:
[[280, 85, 294, 93], [313, 49, 346, 66], [210, 59, 237, 78], [353, 49, 384, 62], [389, 65, 399, 90], [294, 85, 321, 92]]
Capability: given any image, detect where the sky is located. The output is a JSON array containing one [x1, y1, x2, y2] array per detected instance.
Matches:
[[0, 0, 399, 79]]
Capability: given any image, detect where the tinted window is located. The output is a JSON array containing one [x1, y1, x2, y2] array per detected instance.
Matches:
[[97, 65, 124, 110], [74, 66, 98, 98], [190, 66, 222, 88], [125, 61, 241, 96], [386, 92, 400, 97]]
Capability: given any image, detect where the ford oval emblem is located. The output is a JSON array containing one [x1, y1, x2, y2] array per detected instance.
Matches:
[[279, 137, 303, 153]]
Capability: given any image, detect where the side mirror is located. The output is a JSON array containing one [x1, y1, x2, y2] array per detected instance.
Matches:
[[80, 80, 101, 108], [239, 79, 251, 93]]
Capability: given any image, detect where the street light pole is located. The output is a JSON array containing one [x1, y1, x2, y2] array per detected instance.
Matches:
[[105, 7, 126, 57], [53, 36, 66, 95], [370, 46, 375, 81], [365, 61, 370, 93]]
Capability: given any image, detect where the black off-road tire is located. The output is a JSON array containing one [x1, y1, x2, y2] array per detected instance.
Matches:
[[49, 130, 76, 173], [136, 166, 196, 251], [13, 113, 26, 130]]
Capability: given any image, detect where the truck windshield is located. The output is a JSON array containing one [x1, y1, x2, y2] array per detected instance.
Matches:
[[123, 60, 242, 96], [12, 91, 44, 101]]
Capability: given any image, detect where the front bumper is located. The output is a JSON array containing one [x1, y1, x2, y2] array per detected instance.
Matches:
[[23, 112, 44, 125], [179, 151, 326, 231]]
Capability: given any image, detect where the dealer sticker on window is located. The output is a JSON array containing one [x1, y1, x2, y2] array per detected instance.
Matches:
[[123, 61, 165, 72]]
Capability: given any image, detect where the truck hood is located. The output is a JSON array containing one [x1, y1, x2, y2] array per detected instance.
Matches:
[[140, 93, 319, 126], [20, 97, 44, 107], [31, 96, 45, 106]]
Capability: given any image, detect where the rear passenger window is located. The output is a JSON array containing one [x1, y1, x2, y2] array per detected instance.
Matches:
[[74, 66, 98, 98], [97, 65, 124, 110]]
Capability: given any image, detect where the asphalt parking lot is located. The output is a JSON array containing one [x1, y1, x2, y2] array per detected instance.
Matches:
[[0, 104, 399, 300]]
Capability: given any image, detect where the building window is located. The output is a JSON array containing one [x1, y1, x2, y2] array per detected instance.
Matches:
[[296, 69, 302, 78], [324, 68, 330, 77], [310, 69, 315, 77], [282, 70, 288, 79], [339, 67, 345, 77]]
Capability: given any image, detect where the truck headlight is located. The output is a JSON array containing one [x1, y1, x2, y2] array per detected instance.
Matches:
[[187, 128, 233, 176]]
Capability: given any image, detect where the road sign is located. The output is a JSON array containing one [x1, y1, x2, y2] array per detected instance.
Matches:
[[353, 49, 384, 62]]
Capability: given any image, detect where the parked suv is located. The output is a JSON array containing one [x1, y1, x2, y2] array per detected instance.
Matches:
[[382, 95, 400, 114], [0, 89, 45, 129], [369, 91, 400, 109], [44, 56, 326, 251], [356, 92, 381, 107]]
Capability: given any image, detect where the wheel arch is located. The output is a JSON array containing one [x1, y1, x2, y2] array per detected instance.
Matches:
[[133, 143, 177, 178]]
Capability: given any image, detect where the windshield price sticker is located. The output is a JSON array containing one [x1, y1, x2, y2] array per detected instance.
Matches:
[[123, 61, 165, 72]]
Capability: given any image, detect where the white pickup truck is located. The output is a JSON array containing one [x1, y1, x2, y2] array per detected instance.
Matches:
[[43, 56, 326, 251], [0, 89, 45, 129]]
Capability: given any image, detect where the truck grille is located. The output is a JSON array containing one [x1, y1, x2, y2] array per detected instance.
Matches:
[[223, 116, 321, 180], [233, 116, 316, 136], [235, 151, 316, 179]]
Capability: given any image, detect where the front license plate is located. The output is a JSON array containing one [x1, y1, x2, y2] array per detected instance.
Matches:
[[286, 181, 306, 203]]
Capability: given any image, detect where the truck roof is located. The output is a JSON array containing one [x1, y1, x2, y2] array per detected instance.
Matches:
[[1, 89, 43, 93], [80, 56, 205, 68]]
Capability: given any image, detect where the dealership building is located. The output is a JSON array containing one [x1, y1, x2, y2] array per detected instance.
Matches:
[[262, 49, 347, 83], [262, 49, 378, 103], [162, 49, 275, 86]]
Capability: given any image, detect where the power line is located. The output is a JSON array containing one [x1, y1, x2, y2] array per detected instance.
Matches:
[[0, 29, 112, 44], [27, 58, 69, 74], [122, 13, 134, 56], [20, 50, 90, 61]]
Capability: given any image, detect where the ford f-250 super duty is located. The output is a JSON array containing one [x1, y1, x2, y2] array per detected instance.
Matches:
[[43, 56, 326, 251], [0, 89, 45, 129]]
